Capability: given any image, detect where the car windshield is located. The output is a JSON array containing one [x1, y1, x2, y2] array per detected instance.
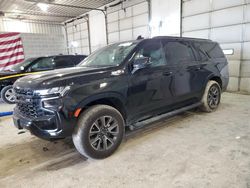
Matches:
[[78, 42, 137, 68], [9, 58, 36, 72]]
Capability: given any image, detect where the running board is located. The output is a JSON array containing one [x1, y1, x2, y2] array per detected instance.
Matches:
[[130, 102, 202, 130]]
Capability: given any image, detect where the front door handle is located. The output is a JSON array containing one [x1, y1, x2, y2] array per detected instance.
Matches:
[[163, 71, 172, 76]]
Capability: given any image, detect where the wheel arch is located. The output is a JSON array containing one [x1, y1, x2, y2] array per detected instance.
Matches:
[[200, 74, 222, 98], [76, 92, 127, 120], [208, 75, 222, 89], [0, 82, 13, 92]]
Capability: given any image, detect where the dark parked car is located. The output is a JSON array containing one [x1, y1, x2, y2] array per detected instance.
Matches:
[[13, 36, 229, 159], [0, 55, 86, 104]]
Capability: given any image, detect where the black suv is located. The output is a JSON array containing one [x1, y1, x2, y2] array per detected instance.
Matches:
[[13, 37, 229, 159], [0, 55, 86, 104]]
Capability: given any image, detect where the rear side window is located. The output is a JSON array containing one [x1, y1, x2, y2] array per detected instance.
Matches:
[[199, 42, 224, 58], [54, 56, 75, 69], [163, 41, 195, 64]]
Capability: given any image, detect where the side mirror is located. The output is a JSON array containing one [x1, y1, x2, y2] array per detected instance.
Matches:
[[132, 57, 149, 74], [26, 67, 32, 72]]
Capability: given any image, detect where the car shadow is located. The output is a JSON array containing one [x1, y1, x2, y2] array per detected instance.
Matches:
[[0, 137, 87, 178]]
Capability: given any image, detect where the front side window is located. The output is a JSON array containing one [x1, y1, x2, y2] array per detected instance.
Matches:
[[29, 57, 55, 71], [164, 41, 195, 64], [134, 41, 166, 67], [79, 42, 137, 68]]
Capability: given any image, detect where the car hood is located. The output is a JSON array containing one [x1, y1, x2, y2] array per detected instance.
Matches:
[[14, 66, 114, 89]]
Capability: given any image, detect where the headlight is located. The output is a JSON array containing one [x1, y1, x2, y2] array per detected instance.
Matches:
[[43, 98, 62, 109], [34, 86, 71, 96]]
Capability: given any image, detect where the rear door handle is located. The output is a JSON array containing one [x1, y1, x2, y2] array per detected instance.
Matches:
[[162, 71, 172, 76], [195, 67, 201, 71], [188, 66, 201, 71]]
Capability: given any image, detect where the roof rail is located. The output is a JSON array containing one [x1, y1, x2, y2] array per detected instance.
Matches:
[[152, 36, 212, 42]]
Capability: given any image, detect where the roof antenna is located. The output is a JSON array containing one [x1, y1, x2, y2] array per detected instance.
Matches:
[[136, 35, 144, 40]]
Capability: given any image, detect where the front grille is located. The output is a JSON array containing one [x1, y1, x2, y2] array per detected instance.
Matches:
[[14, 88, 34, 96], [14, 87, 44, 118], [16, 102, 44, 118]]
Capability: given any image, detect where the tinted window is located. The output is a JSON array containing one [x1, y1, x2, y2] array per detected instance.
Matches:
[[192, 42, 209, 62], [74, 56, 87, 65], [199, 42, 224, 58], [55, 56, 75, 68], [134, 40, 166, 67], [197, 48, 208, 61], [164, 41, 195, 64], [29, 57, 55, 71]]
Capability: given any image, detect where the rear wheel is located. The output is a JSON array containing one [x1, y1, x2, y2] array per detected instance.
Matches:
[[200, 80, 221, 112], [73, 105, 124, 159], [1, 85, 16, 104]]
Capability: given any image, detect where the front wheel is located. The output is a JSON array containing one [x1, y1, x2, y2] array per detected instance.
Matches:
[[200, 80, 221, 112], [73, 105, 125, 159], [1, 85, 16, 104]]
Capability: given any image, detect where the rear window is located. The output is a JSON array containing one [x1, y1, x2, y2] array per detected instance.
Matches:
[[199, 42, 224, 58]]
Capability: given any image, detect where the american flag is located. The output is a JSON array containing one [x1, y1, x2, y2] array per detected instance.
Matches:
[[0, 32, 25, 71]]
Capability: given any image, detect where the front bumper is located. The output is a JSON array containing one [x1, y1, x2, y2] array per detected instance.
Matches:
[[13, 108, 75, 140]]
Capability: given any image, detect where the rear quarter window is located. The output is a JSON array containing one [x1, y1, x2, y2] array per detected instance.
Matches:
[[192, 42, 209, 62], [199, 42, 225, 59]]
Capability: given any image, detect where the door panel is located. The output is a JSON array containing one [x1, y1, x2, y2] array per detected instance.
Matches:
[[127, 40, 174, 122], [163, 40, 200, 104], [174, 61, 202, 103], [128, 67, 164, 115], [127, 66, 175, 122]]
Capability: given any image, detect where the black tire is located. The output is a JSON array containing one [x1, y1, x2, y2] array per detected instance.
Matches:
[[72, 105, 125, 159], [1, 85, 16, 104], [200, 80, 221, 112]]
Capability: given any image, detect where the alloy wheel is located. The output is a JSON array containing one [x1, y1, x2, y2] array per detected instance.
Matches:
[[4, 88, 15, 103], [207, 85, 220, 109], [89, 116, 119, 151]]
